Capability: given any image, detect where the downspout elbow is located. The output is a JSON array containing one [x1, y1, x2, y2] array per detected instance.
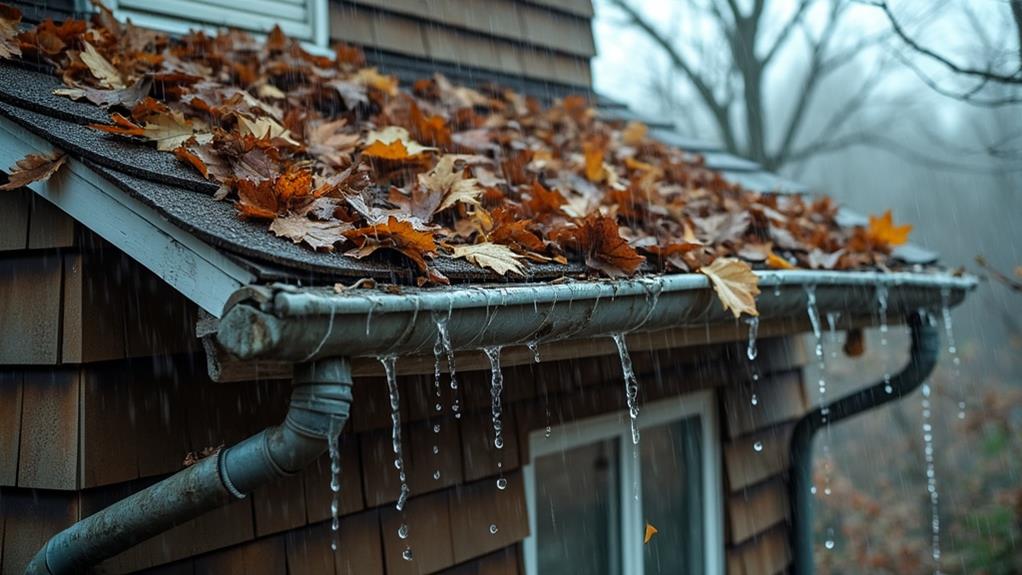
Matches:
[[25, 358, 353, 575], [789, 312, 940, 575]]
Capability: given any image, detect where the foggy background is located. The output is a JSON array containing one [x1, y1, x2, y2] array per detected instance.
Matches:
[[591, 0, 1022, 572]]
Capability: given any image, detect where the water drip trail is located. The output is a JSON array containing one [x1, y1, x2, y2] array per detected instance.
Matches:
[[379, 355, 413, 561], [877, 285, 894, 394], [431, 329, 444, 482], [805, 285, 835, 549], [483, 346, 506, 451], [921, 383, 943, 573], [435, 315, 461, 419], [745, 316, 761, 407], [940, 288, 965, 419], [326, 418, 342, 552], [612, 333, 641, 501]]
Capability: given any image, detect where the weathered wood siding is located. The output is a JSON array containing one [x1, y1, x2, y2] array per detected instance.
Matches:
[[332, 0, 594, 91]]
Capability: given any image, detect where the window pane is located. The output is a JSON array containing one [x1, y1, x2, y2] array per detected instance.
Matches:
[[535, 438, 621, 575], [641, 416, 704, 574]]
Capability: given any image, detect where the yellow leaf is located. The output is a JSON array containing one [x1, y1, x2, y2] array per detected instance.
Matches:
[[80, 41, 126, 90], [622, 121, 648, 146], [766, 251, 795, 270], [143, 112, 213, 151], [352, 67, 399, 96], [451, 242, 526, 276], [0, 152, 66, 190], [644, 522, 658, 544], [699, 257, 760, 318], [583, 140, 605, 183], [365, 126, 436, 158], [867, 210, 911, 247]]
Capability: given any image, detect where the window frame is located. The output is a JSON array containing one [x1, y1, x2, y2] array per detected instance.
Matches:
[[522, 389, 724, 575]]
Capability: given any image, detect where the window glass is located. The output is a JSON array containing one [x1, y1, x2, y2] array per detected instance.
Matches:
[[641, 417, 704, 574], [534, 437, 622, 575]]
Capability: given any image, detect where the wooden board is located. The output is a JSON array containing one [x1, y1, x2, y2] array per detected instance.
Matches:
[[0, 255, 64, 365], [380, 490, 455, 574], [729, 524, 791, 575], [0, 371, 23, 485], [61, 252, 127, 364], [460, 410, 520, 482], [285, 511, 385, 575], [448, 472, 529, 564], [727, 478, 789, 545], [18, 368, 80, 489], [0, 188, 30, 251], [1, 488, 79, 574], [27, 194, 76, 249], [722, 370, 808, 439], [193, 535, 287, 575], [437, 546, 520, 575], [723, 424, 794, 492], [79, 362, 139, 488]]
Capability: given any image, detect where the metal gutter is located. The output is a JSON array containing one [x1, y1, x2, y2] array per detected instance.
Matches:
[[26, 359, 354, 575], [789, 313, 940, 575], [217, 270, 976, 362]]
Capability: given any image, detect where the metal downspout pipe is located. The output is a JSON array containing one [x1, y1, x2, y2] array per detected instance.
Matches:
[[25, 359, 354, 575], [789, 312, 941, 575]]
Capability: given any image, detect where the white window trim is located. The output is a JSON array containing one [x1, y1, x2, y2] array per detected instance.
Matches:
[[523, 390, 724, 575], [102, 0, 329, 49]]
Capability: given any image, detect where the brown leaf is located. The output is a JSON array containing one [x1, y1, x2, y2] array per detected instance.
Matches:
[[80, 41, 126, 89], [269, 213, 352, 251], [556, 215, 645, 278], [699, 257, 760, 318], [143, 111, 212, 151], [419, 155, 483, 213], [450, 242, 526, 276], [0, 5, 22, 61], [1, 152, 66, 190], [692, 212, 750, 244], [344, 216, 437, 272]]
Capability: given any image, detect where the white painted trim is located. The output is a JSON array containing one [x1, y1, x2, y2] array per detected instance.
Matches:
[[0, 115, 254, 317], [523, 390, 724, 575]]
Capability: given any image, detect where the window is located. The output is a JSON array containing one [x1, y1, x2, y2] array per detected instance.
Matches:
[[523, 391, 723, 575], [102, 0, 328, 48]]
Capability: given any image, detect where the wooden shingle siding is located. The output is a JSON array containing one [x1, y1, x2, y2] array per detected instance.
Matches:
[[0, 371, 24, 485], [0, 188, 30, 250], [0, 254, 64, 364], [18, 368, 80, 490], [330, 0, 593, 89], [0, 489, 79, 574], [437, 546, 521, 575]]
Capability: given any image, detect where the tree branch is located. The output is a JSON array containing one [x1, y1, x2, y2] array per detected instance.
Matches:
[[762, 0, 814, 65], [866, 0, 1022, 84]]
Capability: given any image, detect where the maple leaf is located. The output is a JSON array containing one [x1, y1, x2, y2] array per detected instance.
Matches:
[[556, 215, 645, 278], [80, 41, 126, 90], [236, 179, 279, 220], [417, 155, 483, 213], [0, 5, 22, 60], [237, 115, 299, 147], [53, 76, 151, 108], [644, 522, 658, 544], [344, 216, 437, 272], [363, 126, 436, 160], [699, 257, 760, 319], [143, 111, 213, 151], [451, 242, 526, 276], [0, 152, 66, 190], [866, 210, 911, 248], [269, 213, 352, 252]]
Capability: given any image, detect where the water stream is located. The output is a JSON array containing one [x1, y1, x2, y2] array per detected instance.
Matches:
[[434, 316, 461, 419], [379, 355, 413, 561], [940, 287, 964, 419], [806, 285, 835, 550], [877, 285, 894, 394], [921, 382, 943, 572], [327, 418, 342, 552], [745, 317, 760, 407]]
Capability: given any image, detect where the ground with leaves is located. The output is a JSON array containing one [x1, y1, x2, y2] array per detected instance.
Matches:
[[2, 3, 913, 307]]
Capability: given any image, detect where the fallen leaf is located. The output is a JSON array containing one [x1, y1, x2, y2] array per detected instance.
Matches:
[[270, 213, 352, 251], [143, 111, 213, 151], [54, 76, 151, 108], [583, 139, 606, 183], [344, 216, 437, 272], [644, 522, 658, 544], [363, 126, 436, 160], [622, 122, 647, 146], [418, 155, 483, 213], [699, 257, 760, 318], [866, 210, 911, 247], [807, 248, 843, 270], [90, 112, 145, 137], [556, 215, 645, 278], [0, 152, 66, 190], [80, 41, 126, 89], [451, 242, 526, 276], [766, 251, 795, 270], [693, 212, 750, 244], [237, 114, 299, 146], [0, 5, 22, 60]]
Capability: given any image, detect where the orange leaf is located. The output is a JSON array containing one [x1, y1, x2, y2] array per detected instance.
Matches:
[[766, 251, 795, 270], [236, 179, 279, 220], [866, 210, 911, 247], [644, 522, 658, 544], [583, 139, 606, 183], [344, 216, 437, 272], [174, 146, 208, 178], [90, 113, 145, 137], [0, 151, 66, 190]]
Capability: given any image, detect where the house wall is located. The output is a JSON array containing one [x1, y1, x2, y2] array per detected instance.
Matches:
[[0, 196, 809, 575], [331, 0, 595, 93]]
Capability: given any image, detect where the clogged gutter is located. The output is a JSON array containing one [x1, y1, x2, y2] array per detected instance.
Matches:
[[3, 3, 928, 318]]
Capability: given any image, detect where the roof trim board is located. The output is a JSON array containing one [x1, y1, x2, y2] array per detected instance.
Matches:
[[0, 114, 254, 317]]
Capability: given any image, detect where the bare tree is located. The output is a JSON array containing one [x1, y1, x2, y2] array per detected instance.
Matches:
[[864, 0, 1022, 107], [604, 0, 893, 170]]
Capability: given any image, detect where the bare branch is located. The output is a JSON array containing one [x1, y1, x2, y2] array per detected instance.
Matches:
[[895, 51, 1022, 107], [762, 0, 814, 65], [865, 0, 1022, 85]]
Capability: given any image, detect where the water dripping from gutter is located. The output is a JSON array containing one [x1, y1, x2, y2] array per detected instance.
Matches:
[[921, 380, 943, 573], [745, 316, 760, 407], [612, 333, 641, 501], [805, 285, 835, 550], [327, 418, 342, 552], [527, 340, 541, 364], [435, 314, 461, 420], [940, 287, 965, 419], [379, 354, 413, 561], [877, 285, 893, 394]]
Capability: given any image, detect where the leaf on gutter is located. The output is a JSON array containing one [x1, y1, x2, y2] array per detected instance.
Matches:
[[0, 152, 66, 190], [80, 41, 126, 90], [269, 213, 352, 252], [0, 5, 22, 60], [451, 242, 526, 276], [699, 257, 760, 319]]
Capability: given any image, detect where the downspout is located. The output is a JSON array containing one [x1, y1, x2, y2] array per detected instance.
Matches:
[[789, 312, 941, 575], [25, 358, 354, 575]]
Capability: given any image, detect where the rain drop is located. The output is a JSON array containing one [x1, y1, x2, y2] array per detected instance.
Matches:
[[753, 441, 763, 452], [483, 346, 505, 451], [397, 523, 409, 540], [402, 547, 414, 561], [527, 340, 541, 363], [750, 393, 759, 406], [489, 524, 499, 535], [825, 540, 835, 550], [496, 477, 508, 490]]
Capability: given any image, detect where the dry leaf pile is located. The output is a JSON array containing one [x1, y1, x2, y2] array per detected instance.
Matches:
[[1, 4, 916, 316]]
